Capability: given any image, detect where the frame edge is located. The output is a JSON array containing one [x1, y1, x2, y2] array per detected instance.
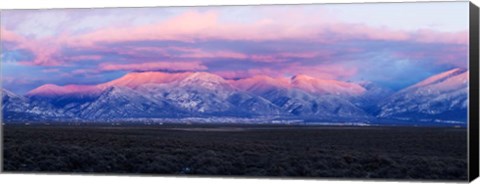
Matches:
[[469, 1, 479, 182]]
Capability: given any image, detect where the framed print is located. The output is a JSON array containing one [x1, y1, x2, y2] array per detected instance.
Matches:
[[1, 1, 479, 182]]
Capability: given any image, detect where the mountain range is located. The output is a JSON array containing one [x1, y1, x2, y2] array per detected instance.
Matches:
[[1, 68, 469, 125]]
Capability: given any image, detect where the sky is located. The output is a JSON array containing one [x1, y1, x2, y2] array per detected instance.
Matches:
[[0, 1, 469, 94]]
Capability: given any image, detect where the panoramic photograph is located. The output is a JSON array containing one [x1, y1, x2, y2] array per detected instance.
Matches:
[[1, 1, 470, 181]]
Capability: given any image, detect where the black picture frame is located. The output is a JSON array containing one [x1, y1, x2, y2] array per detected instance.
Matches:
[[1, 1, 479, 182], [469, 2, 479, 182]]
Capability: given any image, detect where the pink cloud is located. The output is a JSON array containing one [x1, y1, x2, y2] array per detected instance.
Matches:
[[1, 9, 468, 68], [250, 54, 287, 63], [1, 28, 65, 66], [28, 46, 62, 66], [84, 44, 325, 64], [248, 51, 325, 63], [65, 11, 300, 44], [67, 55, 103, 62], [278, 52, 321, 58], [181, 49, 248, 60], [392, 45, 467, 67], [125, 47, 325, 63], [66, 11, 219, 46], [413, 29, 468, 45], [325, 23, 410, 42], [13, 44, 63, 66], [71, 69, 102, 75], [42, 68, 60, 73], [63, 10, 467, 47], [99, 61, 208, 72], [1, 27, 25, 43]]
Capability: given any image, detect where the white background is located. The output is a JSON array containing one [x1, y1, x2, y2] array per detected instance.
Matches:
[[0, 0, 479, 184]]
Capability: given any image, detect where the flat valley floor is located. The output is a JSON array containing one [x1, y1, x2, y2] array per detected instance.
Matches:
[[2, 124, 468, 180]]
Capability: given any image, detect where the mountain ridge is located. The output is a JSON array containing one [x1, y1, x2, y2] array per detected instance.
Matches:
[[378, 68, 468, 123], [2, 68, 469, 125]]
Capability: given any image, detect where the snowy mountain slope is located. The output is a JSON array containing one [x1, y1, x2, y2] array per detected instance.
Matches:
[[352, 81, 395, 115], [230, 75, 291, 94], [231, 74, 366, 96], [21, 72, 283, 120], [232, 76, 371, 119], [378, 68, 468, 122], [258, 87, 370, 120], [139, 72, 282, 116], [25, 84, 103, 118], [290, 74, 366, 96], [2, 69, 469, 124], [2, 88, 29, 113], [79, 86, 181, 119], [2, 88, 70, 122]]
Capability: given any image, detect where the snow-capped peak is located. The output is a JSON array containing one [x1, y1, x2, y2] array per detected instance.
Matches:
[[2, 88, 18, 98], [27, 84, 101, 97], [230, 75, 290, 92], [231, 74, 366, 96], [99, 71, 192, 89], [290, 74, 316, 81], [378, 68, 469, 122], [291, 74, 366, 96], [178, 72, 231, 89], [409, 68, 467, 90], [182, 72, 226, 82]]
